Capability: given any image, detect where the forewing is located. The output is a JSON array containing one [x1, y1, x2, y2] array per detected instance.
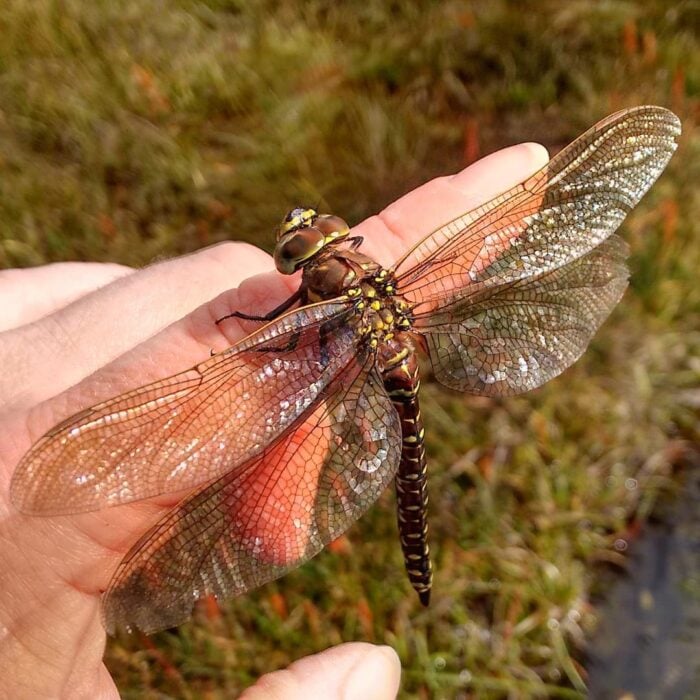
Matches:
[[392, 106, 679, 395], [102, 361, 400, 634], [394, 106, 679, 302], [416, 236, 629, 394], [11, 300, 359, 515]]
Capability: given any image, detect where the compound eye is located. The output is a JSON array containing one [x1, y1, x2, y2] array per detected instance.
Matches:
[[312, 215, 350, 240], [274, 227, 325, 274]]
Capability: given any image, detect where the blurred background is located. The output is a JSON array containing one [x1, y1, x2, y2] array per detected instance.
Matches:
[[1, 0, 698, 697]]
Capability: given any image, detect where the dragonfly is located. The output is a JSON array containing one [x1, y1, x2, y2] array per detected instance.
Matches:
[[11, 106, 680, 634]]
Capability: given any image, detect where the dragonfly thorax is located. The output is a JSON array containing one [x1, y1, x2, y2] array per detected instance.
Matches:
[[300, 248, 413, 346], [348, 271, 413, 348], [274, 208, 414, 345], [279, 210, 415, 344]]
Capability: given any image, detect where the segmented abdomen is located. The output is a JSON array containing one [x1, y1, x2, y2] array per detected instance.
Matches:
[[380, 344, 432, 605]]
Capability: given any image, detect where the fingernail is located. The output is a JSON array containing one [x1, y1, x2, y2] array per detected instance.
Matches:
[[342, 645, 401, 700]]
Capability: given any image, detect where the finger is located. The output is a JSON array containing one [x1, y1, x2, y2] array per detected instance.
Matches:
[[0, 242, 281, 414], [361, 142, 549, 265], [12, 143, 548, 429], [215, 142, 550, 319], [0, 262, 133, 333], [240, 643, 401, 700]]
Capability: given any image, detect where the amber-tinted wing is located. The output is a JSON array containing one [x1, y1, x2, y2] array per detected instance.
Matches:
[[103, 360, 400, 634], [11, 300, 361, 515], [393, 106, 680, 395], [416, 236, 629, 393]]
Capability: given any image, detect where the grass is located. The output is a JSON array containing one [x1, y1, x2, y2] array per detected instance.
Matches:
[[1, 0, 698, 697]]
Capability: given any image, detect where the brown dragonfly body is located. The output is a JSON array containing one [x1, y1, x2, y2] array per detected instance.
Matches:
[[11, 106, 680, 633], [260, 206, 433, 602]]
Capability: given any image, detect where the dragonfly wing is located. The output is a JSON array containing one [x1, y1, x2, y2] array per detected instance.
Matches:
[[102, 359, 400, 634], [414, 236, 629, 394], [11, 300, 360, 515], [393, 106, 679, 395], [394, 106, 679, 298]]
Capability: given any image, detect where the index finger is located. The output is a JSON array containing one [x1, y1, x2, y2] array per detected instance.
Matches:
[[356, 142, 549, 266], [14, 143, 548, 445]]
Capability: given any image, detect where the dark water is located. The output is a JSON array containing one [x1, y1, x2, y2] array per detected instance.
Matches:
[[586, 455, 700, 700]]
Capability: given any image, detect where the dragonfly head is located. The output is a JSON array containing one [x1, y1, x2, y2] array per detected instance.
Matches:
[[274, 208, 350, 274]]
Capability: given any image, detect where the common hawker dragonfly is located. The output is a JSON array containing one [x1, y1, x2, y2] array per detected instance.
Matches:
[[11, 106, 680, 634]]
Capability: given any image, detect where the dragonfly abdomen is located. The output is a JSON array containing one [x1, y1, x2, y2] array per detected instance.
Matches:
[[379, 340, 433, 605]]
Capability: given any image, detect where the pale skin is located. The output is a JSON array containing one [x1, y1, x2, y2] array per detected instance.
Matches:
[[0, 142, 548, 699]]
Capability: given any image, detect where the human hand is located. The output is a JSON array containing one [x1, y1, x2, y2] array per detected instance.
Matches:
[[0, 141, 547, 699]]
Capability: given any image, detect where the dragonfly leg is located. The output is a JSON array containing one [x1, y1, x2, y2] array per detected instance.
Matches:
[[216, 289, 302, 325], [348, 236, 364, 251], [255, 330, 302, 355], [258, 312, 343, 360]]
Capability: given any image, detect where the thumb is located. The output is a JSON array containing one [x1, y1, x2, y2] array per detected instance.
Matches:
[[240, 643, 401, 700]]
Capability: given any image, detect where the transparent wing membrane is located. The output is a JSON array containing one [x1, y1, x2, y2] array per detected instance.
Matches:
[[11, 301, 358, 514], [103, 363, 400, 633], [396, 106, 680, 394], [417, 235, 629, 394]]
